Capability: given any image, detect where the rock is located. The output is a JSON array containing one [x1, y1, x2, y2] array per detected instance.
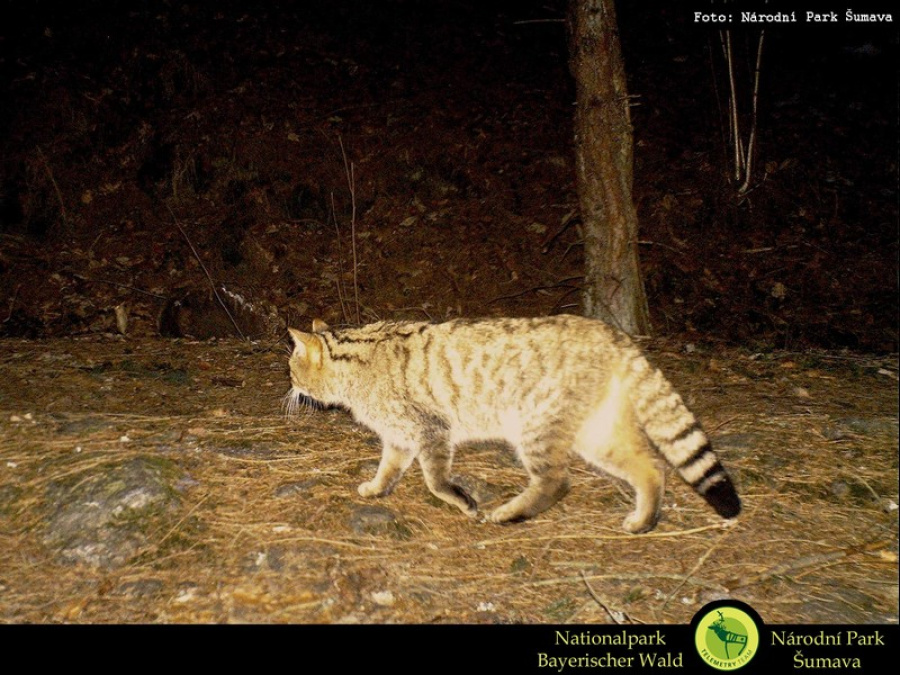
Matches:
[[348, 504, 411, 539], [43, 457, 183, 568]]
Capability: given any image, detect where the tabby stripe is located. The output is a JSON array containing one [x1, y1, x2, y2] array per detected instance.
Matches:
[[666, 420, 701, 446], [690, 459, 728, 491], [397, 337, 412, 397], [675, 439, 713, 471], [421, 332, 441, 408], [674, 441, 722, 485], [322, 333, 366, 362], [437, 343, 458, 413], [696, 470, 728, 494]]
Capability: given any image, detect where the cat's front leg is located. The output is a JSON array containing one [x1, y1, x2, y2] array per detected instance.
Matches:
[[358, 442, 418, 498], [418, 442, 477, 517]]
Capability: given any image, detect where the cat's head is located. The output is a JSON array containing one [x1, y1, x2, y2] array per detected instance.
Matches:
[[285, 319, 334, 411]]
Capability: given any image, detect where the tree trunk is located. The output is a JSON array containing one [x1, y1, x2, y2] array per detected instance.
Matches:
[[568, 0, 651, 335]]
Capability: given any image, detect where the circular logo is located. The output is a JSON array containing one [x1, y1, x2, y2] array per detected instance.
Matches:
[[693, 601, 761, 670]]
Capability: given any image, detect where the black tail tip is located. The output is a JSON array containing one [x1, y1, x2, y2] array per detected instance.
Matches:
[[705, 480, 741, 519]]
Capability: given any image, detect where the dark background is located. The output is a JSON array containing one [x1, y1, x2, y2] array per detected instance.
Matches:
[[1, 0, 897, 352]]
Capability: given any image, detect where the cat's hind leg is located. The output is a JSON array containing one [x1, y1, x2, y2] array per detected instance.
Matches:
[[575, 407, 664, 534], [487, 441, 570, 523]]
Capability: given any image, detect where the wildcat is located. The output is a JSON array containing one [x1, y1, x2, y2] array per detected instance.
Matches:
[[285, 315, 740, 532]]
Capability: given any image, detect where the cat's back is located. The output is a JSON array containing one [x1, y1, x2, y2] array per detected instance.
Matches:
[[419, 313, 613, 343], [428, 314, 627, 364], [323, 315, 629, 406], [391, 315, 625, 407], [340, 314, 628, 371]]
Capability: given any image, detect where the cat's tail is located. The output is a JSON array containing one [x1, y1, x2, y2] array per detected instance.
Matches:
[[626, 353, 741, 519]]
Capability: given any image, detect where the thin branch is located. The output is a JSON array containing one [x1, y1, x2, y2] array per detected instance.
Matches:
[[331, 191, 351, 323], [3, 284, 21, 323], [580, 571, 632, 624], [35, 147, 68, 230], [738, 30, 766, 195], [166, 206, 246, 340], [70, 274, 168, 300], [487, 277, 582, 304], [716, 14, 766, 197], [338, 136, 360, 324], [726, 538, 893, 591], [476, 522, 731, 548], [513, 19, 566, 25], [723, 31, 743, 181], [540, 209, 579, 253], [657, 520, 738, 620]]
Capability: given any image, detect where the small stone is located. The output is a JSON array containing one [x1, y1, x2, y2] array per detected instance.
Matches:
[[371, 590, 395, 607], [349, 505, 398, 535]]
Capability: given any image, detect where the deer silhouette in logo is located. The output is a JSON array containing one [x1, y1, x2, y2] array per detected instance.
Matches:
[[708, 610, 748, 659]]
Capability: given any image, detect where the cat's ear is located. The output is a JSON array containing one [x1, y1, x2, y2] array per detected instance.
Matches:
[[312, 319, 329, 333], [288, 327, 323, 366]]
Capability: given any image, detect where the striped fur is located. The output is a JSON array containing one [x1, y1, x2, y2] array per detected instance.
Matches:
[[286, 315, 740, 532]]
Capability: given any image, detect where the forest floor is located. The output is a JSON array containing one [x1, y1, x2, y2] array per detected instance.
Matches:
[[0, 1, 896, 624], [1, 335, 896, 623]]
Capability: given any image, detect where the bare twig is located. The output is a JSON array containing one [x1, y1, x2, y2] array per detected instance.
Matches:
[[513, 18, 566, 25], [338, 136, 361, 324], [70, 274, 168, 300], [330, 137, 361, 324], [709, 415, 742, 433], [331, 192, 351, 323], [580, 571, 632, 624], [540, 209, 579, 253], [35, 147, 69, 230], [532, 572, 728, 592], [166, 206, 246, 340], [476, 522, 732, 548], [487, 277, 582, 304], [727, 539, 894, 591], [715, 8, 766, 198], [637, 239, 688, 256], [3, 284, 21, 323], [721, 30, 743, 182], [658, 524, 733, 618], [148, 493, 212, 551], [738, 29, 765, 195]]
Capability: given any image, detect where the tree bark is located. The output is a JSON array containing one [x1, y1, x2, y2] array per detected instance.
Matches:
[[568, 0, 651, 335]]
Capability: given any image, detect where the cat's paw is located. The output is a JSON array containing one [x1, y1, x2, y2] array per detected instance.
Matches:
[[622, 511, 657, 534], [357, 481, 381, 498], [486, 503, 527, 524], [449, 484, 478, 517]]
